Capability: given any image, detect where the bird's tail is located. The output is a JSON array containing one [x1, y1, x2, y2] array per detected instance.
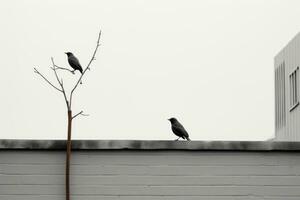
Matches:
[[186, 137, 191, 141]]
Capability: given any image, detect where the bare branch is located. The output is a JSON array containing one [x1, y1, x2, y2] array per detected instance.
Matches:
[[86, 30, 102, 70], [53, 65, 75, 74], [51, 59, 60, 79], [60, 79, 70, 110], [51, 57, 70, 110], [34, 67, 63, 92], [72, 110, 89, 119], [50, 60, 75, 74], [69, 30, 102, 108]]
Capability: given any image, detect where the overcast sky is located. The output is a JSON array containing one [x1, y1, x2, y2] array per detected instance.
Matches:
[[0, 0, 299, 140]]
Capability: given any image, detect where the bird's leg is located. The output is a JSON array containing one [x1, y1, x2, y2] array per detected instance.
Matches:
[[175, 137, 180, 141], [72, 70, 75, 74]]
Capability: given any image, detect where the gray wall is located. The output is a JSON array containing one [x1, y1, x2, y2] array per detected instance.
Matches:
[[275, 32, 300, 141], [1, 150, 300, 200]]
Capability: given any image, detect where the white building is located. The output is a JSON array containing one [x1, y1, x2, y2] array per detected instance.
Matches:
[[275, 32, 300, 141]]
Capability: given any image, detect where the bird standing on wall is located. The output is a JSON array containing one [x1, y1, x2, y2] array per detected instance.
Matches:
[[65, 52, 83, 74], [168, 117, 191, 141]]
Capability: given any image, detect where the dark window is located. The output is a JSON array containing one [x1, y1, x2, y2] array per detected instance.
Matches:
[[289, 67, 299, 111]]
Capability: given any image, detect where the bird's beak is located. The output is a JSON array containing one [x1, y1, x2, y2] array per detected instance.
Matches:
[[64, 52, 67, 54], [168, 118, 171, 121]]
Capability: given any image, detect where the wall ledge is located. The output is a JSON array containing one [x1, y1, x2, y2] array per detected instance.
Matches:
[[0, 140, 300, 151]]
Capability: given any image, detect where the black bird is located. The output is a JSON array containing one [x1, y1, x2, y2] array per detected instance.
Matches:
[[65, 52, 83, 74], [168, 117, 191, 141]]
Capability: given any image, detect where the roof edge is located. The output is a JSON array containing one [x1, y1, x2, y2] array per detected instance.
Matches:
[[0, 140, 300, 151], [274, 31, 300, 60]]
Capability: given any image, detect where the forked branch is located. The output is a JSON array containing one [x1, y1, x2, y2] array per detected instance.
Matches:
[[72, 111, 89, 119], [69, 30, 102, 108]]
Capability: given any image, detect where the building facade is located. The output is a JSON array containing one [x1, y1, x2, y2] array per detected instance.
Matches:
[[275, 32, 300, 141]]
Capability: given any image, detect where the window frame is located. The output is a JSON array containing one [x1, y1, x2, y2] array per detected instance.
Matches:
[[289, 66, 299, 112]]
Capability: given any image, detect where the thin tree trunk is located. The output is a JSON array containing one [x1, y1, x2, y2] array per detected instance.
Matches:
[[34, 30, 101, 200], [66, 110, 72, 200]]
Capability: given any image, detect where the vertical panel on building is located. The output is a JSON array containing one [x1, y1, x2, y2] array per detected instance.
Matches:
[[275, 62, 286, 136]]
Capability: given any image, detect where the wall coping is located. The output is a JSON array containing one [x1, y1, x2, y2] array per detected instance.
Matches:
[[0, 140, 300, 151]]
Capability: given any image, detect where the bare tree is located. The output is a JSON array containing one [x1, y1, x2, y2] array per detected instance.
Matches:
[[34, 31, 101, 200]]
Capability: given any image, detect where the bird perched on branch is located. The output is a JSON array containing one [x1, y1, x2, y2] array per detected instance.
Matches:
[[65, 52, 83, 74], [168, 118, 191, 141]]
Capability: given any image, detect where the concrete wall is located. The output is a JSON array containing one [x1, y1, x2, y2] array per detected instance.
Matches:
[[1, 140, 300, 200], [275, 32, 300, 141]]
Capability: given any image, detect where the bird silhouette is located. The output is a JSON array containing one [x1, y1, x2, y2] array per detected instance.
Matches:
[[65, 52, 83, 74], [168, 118, 191, 141]]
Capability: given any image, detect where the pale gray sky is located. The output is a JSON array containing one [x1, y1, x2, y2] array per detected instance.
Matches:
[[0, 0, 299, 140]]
